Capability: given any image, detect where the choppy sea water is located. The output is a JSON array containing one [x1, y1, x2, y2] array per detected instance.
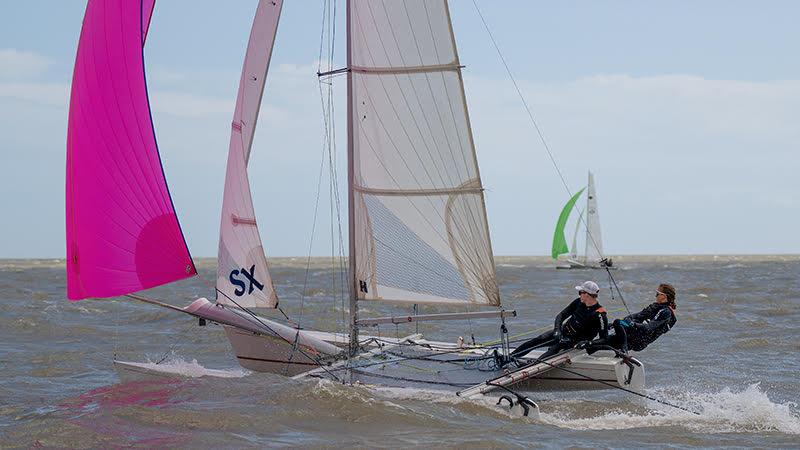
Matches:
[[1, 255, 798, 448]]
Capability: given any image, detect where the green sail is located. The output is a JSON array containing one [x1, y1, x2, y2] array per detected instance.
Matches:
[[551, 188, 585, 259]]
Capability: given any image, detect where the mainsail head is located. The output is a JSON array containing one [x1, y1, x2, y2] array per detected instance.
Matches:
[[66, 0, 196, 300], [348, 0, 499, 306], [216, 0, 283, 309]]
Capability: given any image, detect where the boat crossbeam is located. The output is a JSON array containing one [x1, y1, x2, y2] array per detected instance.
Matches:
[[356, 310, 516, 327]]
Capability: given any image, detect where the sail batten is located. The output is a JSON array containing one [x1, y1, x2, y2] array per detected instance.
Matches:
[[215, 0, 283, 309], [66, 0, 196, 300], [351, 63, 461, 74], [349, 0, 499, 306]]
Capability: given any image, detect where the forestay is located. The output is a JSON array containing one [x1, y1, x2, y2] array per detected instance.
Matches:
[[216, 0, 283, 309], [66, 0, 196, 300], [585, 171, 604, 263], [349, 0, 499, 305]]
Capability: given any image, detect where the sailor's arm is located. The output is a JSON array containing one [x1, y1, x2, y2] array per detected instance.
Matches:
[[554, 299, 579, 334], [624, 306, 649, 323], [632, 308, 673, 333]]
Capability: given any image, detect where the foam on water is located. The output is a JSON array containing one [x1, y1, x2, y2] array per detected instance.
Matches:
[[540, 383, 800, 434], [370, 386, 534, 420]]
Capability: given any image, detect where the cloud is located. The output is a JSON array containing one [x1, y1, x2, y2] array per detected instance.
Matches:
[[465, 72, 800, 169], [0, 82, 68, 107], [0, 49, 51, 80], [149, 90, 235, 117]]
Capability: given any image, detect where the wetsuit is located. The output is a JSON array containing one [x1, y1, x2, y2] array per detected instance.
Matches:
[[588, 302, 676, 353], [509, 298, 608, 361]]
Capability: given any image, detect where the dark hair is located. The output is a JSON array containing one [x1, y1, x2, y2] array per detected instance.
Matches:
[[658, 283, 676, 309]]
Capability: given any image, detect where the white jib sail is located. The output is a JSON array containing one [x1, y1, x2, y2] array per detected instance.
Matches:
[[216, 0, 283, 308], [349, 0, 500, 306], [584, 171, 604, 264]]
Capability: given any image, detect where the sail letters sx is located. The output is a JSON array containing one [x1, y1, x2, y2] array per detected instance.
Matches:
[[229, 265, 264, 296]]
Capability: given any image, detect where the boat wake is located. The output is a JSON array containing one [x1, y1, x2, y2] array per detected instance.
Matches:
[[540, 383, 800, 434]]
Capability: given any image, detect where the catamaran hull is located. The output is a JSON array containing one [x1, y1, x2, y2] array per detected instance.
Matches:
[[224, 326, 323, 376], [556, 259, 617, 270], [222, 326, 644, 393], [117, 297, 644, 393]]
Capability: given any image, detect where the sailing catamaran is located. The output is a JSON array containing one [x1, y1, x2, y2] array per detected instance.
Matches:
[[552, 171, 614, 269], [66, 0, 641, 417]]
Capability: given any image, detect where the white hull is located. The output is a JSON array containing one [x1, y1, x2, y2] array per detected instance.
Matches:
[[556, 258, 616, 270], [113, 360, 247, 383]]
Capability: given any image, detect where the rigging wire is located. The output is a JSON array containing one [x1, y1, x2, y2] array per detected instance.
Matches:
[[521, 355, 701, 415], [188, 272, 344, 383], [471, 0, 620, 303], [320, 336, 699, 415]]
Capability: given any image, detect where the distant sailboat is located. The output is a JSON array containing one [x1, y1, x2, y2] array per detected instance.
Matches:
[[66, 0, 640, 417], [552, 172, 613, 269]]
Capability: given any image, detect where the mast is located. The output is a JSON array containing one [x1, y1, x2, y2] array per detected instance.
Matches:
[[346, 0, 359, 356]]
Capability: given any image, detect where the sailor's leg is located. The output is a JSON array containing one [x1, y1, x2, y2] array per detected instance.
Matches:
[[539, 340, 572, 360], [509, 330, 556, 359], [611, 320, 629, 353], [586, 320, 628, 355]]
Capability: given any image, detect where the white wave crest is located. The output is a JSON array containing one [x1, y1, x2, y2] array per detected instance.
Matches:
[[540, 383, 800, 434]]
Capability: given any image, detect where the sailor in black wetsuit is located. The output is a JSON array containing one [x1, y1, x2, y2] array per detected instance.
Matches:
[[583, 283, 677, 353], [506, 281, 608, 363]]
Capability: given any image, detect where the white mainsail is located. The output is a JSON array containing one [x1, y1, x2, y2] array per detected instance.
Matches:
[[348, 0, 499, 306], [584, 171, 604, 264], [216, 0, 283, 308], [570, 208, 584, 260]]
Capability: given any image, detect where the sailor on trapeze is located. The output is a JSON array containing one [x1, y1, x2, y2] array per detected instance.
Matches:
[[499, 281, 608, 367], [580, 283, 677, 354]]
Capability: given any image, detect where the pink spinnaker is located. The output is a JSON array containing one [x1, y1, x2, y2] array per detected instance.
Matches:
[[66, 0, 196, 300]]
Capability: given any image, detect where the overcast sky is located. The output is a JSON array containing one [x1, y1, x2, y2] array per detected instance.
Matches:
[[1, 1, 798, 258]]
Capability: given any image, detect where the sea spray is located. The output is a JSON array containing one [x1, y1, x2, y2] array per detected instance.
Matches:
[[539, 383, 800, 434]]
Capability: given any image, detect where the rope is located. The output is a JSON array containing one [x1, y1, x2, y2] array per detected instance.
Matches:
[[470, 0, 606, 265], [524, 354, 701, 415], [603, 261, 631, 315]]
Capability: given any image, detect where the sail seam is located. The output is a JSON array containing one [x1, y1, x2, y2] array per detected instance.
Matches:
[[354, 4, 489, 281]]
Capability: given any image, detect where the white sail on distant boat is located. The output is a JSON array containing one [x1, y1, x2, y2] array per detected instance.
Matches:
[[66, 1, 641, 418], [552, 171, 614, 269]]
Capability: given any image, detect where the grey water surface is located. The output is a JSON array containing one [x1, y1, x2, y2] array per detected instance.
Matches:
[[1, 255, 798, 448]]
